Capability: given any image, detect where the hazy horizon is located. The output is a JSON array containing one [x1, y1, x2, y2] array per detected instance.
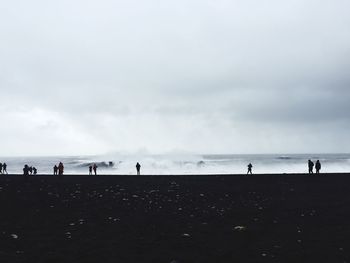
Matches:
[[1, 152, 350, 158]]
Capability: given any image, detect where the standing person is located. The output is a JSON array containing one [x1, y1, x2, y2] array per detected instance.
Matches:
[[33, 167, 37, 175], [23, 165, 30, 176], [58, 162, 64, 176], [3, 163, 8, 174], [93, 164, 98, 175], [308, 160, 314, 174], [315, 160, 321, 174], [247, 163, 253, 175], [89, 165, 92, 175], [53, 165, 58, 175], [0, 163, 2, 174], [136, 162, 141, 175]]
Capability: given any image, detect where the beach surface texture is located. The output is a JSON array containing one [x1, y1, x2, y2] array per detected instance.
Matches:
[[0, 174, 349, 262]]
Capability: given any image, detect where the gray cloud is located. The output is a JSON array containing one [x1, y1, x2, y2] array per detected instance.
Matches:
[[0, 0, 350, 155]]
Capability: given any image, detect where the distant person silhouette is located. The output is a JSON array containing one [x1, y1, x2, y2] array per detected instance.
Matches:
[[58, 162, 64, 176], [247, 163, 253, 175], [53, 165, 58, 175], [29, 166, 33, 175], [89, 165, 92, 175], [136, 162, 141, 175], [0, 163, 2, 174], [93, 164, 98, 175], [33, 167, 37, 175], [3, 163, 8, 174], [308, 160, 314, 174], [315, 160, 321, 174], [23, 164, 30, 176]]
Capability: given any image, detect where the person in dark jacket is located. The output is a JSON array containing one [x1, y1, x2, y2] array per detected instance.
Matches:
[[58, 162, 64, 176], [3, 163, 8, 174], [315, 160, 321, 174], [23, 165, 30, 176], [308, 160, 314, 174], [53, 165, 58, 175], [93, 164, 98, 175], [247, 163, 253, 175], [136, 162, 141, 175]]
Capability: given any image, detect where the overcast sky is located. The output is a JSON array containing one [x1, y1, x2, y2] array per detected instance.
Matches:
[[0, 0, 349, 156]]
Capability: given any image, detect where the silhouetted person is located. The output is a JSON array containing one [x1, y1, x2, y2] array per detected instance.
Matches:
[[53, 165, 58, 175], [0, 163, 2, 174], [58, 162, 64, 176], [247, 163, 253, 175], [3, 163, 7, 174], [93, 164, 98, 175], [89, 165, 92, 175], [23, 164, 30, 176], [136, 162, 141, 175], [33, 167, 37, 175], [308, 160, 314, 174], [29, 166, 33, 175], [315, 160, 321, 174]]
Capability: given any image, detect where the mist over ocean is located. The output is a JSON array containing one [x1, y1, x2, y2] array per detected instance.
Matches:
[[1, 154, 350, 175]]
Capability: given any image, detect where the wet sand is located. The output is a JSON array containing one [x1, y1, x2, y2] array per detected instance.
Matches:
[[0, 173, 350, 263]]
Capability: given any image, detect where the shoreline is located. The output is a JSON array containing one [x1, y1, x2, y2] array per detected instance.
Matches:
[[1, 172, 350, 176]]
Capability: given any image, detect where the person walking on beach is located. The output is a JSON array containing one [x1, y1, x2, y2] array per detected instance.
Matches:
[[308, 160, 314, 174], [93, 164, 98, 175], [247, 163, 253, 175], [315, 160, 321, 174], [3, 163, 8, 174], [136, 162, 141, 175], [0, 163, 2, 174], [58, 162, 64, 176], [89, 165, 92, 175], [33, 167, 37, 175]]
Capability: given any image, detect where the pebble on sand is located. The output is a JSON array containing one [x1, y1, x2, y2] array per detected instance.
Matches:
[[233, 226, 246, 231]]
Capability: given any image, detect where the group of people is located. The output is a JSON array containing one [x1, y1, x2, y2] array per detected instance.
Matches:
[[23, 165, 38, 176], [87, 162, 141, 175], [12, 160, 325, 175], [22, 162, 140, 175], [246, 160, 322, 175], [0, 162, 8, 174], [53, 162, 64, 176], [88, 164, 98, 175], [308, 160, 322, 174]]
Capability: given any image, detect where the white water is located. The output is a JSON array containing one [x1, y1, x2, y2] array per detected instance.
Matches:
[[1, 154, 350, 175]]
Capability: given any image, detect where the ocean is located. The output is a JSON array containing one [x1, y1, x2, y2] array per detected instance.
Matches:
[[0, 153, 350, 175]]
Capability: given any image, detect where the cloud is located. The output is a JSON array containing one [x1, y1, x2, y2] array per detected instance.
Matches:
[[0, 0, 349, 155]]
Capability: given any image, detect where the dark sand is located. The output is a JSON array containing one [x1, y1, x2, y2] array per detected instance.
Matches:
[[1, 174, 350, 263]]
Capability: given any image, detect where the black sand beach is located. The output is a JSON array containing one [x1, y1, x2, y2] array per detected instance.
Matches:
[[1, 174, 350, 263]]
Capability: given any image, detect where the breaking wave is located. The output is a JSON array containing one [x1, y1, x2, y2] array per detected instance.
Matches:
[[1, 153, 350, 175]]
